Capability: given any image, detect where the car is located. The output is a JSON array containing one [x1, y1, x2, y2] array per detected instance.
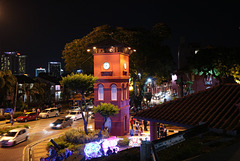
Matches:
[[65, 111, 83, 121], [66, 106, 80, 113], [39, 108, 59, 118], [50, 117, 73, 129], [0, 128, 29, 147], [84, 102, 94, 109], [16, 112, 39, 122]]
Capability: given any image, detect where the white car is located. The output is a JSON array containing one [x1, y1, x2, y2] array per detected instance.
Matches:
[[39, 108, 59, 118], [66, 106, 81, 113], [0, 128, 29, 146], [65, 111, 83, 121]]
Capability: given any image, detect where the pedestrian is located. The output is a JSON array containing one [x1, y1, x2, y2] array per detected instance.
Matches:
[[135, 121, 139, 131], [157, 123, 160, 138], [144, 120, 148, 131], [135, 122, 139, 136], [37, 108, 40, 114], [159, 124, 164, 138], [130, 128, 134, 136], [112, 148, 116, 154], [106, 147, 112, 156], [130, 117, 135, 129], [10, 117, 14, 126], [164, 125, 167, 137], [48, 146, 53, 160], [65, 148, 70, 158], [139, 127, 143, 136]]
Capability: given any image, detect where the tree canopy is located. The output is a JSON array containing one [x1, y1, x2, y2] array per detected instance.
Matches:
[[0, 70, 17, 107], [62, 24, 174, 82], [61, 73, 97, 135], [187, 47, 240, 83]]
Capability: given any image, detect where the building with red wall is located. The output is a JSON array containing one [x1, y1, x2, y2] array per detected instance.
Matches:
[[90, 39, 133, 136]]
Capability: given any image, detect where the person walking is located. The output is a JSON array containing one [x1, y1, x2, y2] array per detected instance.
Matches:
[[130, 128, 134, 136], [139, 127, 143, 136], [130, 117, 135, 129], [159, 124, 164, 138], [106, 147, 112, 156], [164, 125, 167, 137], [135, 122, 139, 136], [10, 117, 14, 126], [143, 120, 148, 131]]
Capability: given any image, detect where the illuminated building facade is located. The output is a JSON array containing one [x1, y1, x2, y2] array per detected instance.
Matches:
[[90, 39, 133, 136], [48, 62, 61, 78], [35, 67, 46, 77], [0, 52, 27, 75]]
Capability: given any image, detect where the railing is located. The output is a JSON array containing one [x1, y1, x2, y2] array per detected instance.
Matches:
[[140, 123, 209, 161]]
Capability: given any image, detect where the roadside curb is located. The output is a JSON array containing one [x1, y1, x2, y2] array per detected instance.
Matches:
[[0, 120, 10, 125], [23, 133, 64, 161]]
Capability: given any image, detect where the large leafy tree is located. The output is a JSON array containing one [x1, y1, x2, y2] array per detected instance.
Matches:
[[62, 24, 174, 108], [61, 73, 97, 135], [187, 47, 240, 83], [93, 103, 120, 137], [62, 24, 173, 78], [0, 70, 17, 107]]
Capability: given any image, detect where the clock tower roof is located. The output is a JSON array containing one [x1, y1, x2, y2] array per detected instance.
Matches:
[[88, 38, 127, 48]]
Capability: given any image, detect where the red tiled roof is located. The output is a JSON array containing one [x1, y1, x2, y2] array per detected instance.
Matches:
[[133, 84, 240, 133]]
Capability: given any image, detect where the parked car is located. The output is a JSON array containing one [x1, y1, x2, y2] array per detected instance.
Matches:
[[66, 106, 80, 113], [39, 108, 59, 118], [16, 112, 38, 122], [50, 117, 73, 129], [65, 111, 83, 121], [84, 102, 94, 109], [0, 128, 29, 146]]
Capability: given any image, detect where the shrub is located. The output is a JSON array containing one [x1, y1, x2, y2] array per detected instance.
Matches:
[[0, 125, 24, 135], [47, 128, 109, 155], [24, 124, 30, 128], [117, 137, 130, 147], [65, 128, 109, 144]]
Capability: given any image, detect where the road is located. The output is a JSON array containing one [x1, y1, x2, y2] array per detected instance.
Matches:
[[0, 113, 89, 161]]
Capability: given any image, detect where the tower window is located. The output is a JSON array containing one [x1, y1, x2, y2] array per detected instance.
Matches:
[[126, 84, 128, 99], [121, 84, 124, 100], [111, 84, 117, 101], [98, 84, 104, 100]]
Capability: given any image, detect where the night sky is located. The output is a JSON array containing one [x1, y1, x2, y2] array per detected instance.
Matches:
[[0, 0, 239, 77]]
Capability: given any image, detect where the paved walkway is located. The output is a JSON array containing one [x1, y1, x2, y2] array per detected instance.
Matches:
[[32, 140, 49, 161]]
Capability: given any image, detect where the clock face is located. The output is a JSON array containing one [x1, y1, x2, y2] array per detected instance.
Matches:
[[103, 62, 110, 70], [124, 62, 127, 70]]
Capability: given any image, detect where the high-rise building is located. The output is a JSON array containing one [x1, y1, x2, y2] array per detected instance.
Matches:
[[48, 62, 61, 78], [35, 67, 46, 77], [0, 52, 27, 75]]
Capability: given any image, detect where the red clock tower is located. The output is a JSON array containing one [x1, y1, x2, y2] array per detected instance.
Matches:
[[89, 39, 133, 136]]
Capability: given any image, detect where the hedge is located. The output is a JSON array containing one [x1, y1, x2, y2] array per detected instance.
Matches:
[[0, 124, 29, 135], [48, 128, 109, 154], [4, 112, 24, 120]]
